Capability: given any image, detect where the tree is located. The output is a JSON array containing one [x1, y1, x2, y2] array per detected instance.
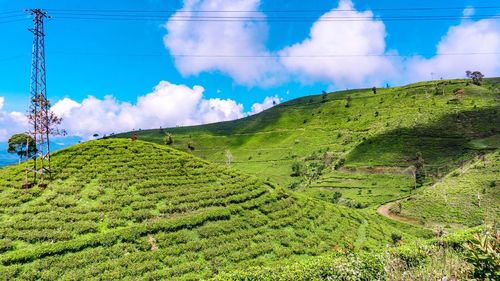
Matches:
[[321, 90, 328, 103], [7, 134, 36, 163], [372, 87, 377, 94], [414, 152, 426, 186], [345, 96, 352, 108], [466, 70, 484, 86], [164, 133, 173, 145], [225, 150, 233, 166]]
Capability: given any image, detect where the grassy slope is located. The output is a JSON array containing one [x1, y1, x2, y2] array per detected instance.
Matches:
[[115, 78, 500, 208], [0, 139, 428, 280], [397, 151, 499, 230]]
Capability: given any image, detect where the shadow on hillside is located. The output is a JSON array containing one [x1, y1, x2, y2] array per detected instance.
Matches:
[[346, 107, 499, 173]]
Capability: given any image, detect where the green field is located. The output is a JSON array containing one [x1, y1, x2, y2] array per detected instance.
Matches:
[[398, 151, 499, 230], [116, 78, 500, 210], [0, 139, 431, 280], [1, 78, 498, 280]]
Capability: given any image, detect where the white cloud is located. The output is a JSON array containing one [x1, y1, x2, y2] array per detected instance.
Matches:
[[163, 0, 283, 86], [407, 16, 500, 81], [278, 0, 397, 87], [51, 81, 276, 138], [250, 95, 280, 114], [0, 97, 29, 142]]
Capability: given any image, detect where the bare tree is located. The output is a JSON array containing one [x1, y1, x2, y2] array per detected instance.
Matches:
[[225, 150, 233, 166]]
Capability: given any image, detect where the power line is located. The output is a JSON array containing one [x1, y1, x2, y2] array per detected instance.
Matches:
[[48, 6, 500, 13], [45, 51, 500, 58], [49, 15, 500, 22], [1, 51, 497, 62]]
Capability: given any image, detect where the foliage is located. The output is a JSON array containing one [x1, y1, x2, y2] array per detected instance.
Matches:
[[414, 152, 426, 186], [164, 133, 173, 145], [0, 139, 429, 279], [7, 134, 36, 162], [463, 226, 499, 280], [466, 70, 485, 86], [112, 78, 499, 192], [291, 161, 303, 177]]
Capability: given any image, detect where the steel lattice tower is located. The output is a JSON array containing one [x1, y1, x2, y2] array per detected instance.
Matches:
[[27, 9, 51, 185]]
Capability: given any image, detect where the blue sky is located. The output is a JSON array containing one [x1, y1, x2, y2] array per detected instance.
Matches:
[[0, 0, 499, 142]]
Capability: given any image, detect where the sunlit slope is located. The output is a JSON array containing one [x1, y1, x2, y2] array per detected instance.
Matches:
[[115, 78, 500, 206], [397, 150, 499, 230], [0, 139, 428, 279]]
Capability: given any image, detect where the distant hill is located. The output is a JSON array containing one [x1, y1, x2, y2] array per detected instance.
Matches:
[[0, 139, 428, 279], [115, 78, 499, 210]]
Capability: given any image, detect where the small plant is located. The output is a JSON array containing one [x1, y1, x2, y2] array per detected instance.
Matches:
[[291, 161, 304, 177], [391, 233, 402, 245], [225, 150, 233, 166], [334, 158, 345, 170], [332, 191, 342, 203], [463, 226, 499, 280], [345, 96, 352, 108], [164, 133, 173, 145], [187, 142, 195, 151]]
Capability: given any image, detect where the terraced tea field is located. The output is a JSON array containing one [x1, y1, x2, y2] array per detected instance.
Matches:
[[305, 170, 414, 208], [398, 151, 499, 230], [116, 78, 500, 211], [0, 139, 429, 280]]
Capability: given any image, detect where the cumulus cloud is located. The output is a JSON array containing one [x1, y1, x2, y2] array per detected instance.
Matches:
[[51, 81, 278, 138], [0, 97, 29, 142], [250, 95, 280, 114], [279, 0, 397, 87], [163, 0, 283, 86], [406, 16, 500, 81]]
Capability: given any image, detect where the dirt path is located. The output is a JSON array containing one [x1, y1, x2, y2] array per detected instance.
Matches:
[[377, 199, 419, 224]]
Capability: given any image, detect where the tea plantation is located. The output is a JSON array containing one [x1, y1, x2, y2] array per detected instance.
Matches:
[[398, 150, 499, 230], [117, 78, 499, 209], [0, 139, 430, 280]]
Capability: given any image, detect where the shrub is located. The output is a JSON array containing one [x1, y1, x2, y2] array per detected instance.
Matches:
[[332, 192, 342, 203], [463, 227, 499, 280], [391, 233, 403, 245], [291, 161, 304, 177], [334, 158, 345, 170], [345, 96, 352, 108], [164, 133, 173, 145]]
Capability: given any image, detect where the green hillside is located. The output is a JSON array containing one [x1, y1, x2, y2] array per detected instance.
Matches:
[[0, 139, 429, 280], [115, 78, 500, 209], [397, 150, 499, 230]]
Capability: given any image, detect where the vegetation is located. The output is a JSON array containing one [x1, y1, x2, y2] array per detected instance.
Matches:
[[398, 151, 499, 230], [213, 226, 494, 281], [0, 139, 429, 279], [1, 78, 498, 279], [7, 134, 36, 163], [466, 70, 485, 86], [114, 78, 499, 209]]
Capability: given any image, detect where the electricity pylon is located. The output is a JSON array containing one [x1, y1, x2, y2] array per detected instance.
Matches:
[[26, 8, 51, 186]]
